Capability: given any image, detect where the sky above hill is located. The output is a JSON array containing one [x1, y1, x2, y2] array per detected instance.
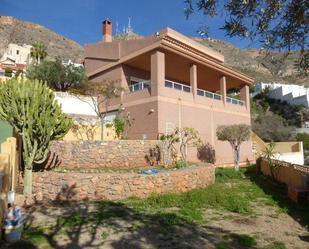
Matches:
[[1, 0, 258, 48]]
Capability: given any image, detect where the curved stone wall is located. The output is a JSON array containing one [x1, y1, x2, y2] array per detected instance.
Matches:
[[32, 165, 215, 201]]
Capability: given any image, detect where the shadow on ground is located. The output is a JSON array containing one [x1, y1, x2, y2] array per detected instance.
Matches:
[[1, 200, 259, 249], [245, 168, 309, 229]]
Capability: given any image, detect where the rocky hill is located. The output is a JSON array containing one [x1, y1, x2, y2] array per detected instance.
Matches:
[[196, 38, 306, 85], [0, 16, 83, 62]]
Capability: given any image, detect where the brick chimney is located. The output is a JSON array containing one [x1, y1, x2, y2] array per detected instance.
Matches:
[[102, 19, 112, 42]]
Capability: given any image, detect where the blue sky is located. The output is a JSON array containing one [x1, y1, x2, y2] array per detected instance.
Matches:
[[1, 0, 257, 48]]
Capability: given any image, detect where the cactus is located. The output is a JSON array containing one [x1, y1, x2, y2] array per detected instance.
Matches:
[[0, 79, 72, 196]]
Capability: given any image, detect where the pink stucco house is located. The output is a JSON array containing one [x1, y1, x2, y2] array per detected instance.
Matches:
[[84, 20, 254, 165]]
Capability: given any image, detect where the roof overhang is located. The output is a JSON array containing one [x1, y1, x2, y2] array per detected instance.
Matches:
[[87, 27, 254, 85]]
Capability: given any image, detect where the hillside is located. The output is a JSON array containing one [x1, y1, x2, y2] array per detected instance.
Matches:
[[196, 38, 306, 85], [0, 16, 83, 62]]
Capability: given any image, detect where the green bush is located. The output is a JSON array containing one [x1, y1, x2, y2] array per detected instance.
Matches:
[[174, 159, 188, 168], [27, 58, 87, 91], [113, 116, 125, 138], [4, 68, 12, 77], [215, 242, 231, 249], [263, 241, 287, 249], [230, 233, 257, 248]]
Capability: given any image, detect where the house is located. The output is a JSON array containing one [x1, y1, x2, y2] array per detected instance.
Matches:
[[0, 43, 31, 79], [0, 43, 32, 65], [253, 82, 309, 108], [84, 20, 254, 165]]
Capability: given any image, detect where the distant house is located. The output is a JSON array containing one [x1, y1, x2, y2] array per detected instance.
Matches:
[[0, 43, 31, 78], [0, 43, 32, 65], [62, 59, 83, 68], [254, 82, 309, 108], [84, 19, 254, 165]]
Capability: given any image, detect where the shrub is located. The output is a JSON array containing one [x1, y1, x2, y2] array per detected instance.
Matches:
[[4, 68, 12, 77], [197, 142, 216, 164], [252, 112, 295, 142], [113, 116, 125, 139], [27, 57, 87, 91], [263, 241, 287, 249], [230, 233, 257, 248]]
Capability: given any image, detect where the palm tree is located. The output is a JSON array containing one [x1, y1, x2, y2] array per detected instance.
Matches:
[[30, 42, 48, 64]]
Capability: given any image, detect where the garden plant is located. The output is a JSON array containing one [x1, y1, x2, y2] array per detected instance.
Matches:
[[0, 79, 72, 195]]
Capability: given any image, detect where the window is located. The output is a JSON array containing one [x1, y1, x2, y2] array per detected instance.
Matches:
[[16, 50, 19, 55]]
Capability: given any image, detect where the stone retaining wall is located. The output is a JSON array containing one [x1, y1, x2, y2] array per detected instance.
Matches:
[[32, 165, 215, 201], [47, 140, 160, 169]]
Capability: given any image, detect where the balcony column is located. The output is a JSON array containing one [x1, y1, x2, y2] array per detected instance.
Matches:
[[220, 76, 227, 106], [190, 64, 197, 99], [151, 50, 165, 96], [240, 84, 250, 111]]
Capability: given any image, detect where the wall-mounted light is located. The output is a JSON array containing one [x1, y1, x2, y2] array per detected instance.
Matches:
[[149, 108, 155, 114]]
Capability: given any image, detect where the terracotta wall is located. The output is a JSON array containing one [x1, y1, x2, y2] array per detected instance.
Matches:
[[32, 165, 215, 201], [121, 93, 253, 165], [90, 65, 124, 87], [46, 140, 160, 169], [259, 158, 309, 189]]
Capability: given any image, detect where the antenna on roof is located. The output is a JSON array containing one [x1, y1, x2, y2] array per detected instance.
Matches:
[[127, 17, 133, 33], [116, 21, 119, 35]]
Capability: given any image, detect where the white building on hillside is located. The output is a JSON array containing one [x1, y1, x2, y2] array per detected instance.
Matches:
[[254, 82, 309, 108], [54, 92, 98, 117], [62, 59, 83, 68], [0, 43, 32, 65], [54, 92, 117, 123]]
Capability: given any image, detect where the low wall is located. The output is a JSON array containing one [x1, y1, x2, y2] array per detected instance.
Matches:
[[32, 165, 215, 201], [47, 140, 160, 169], [259, 158, 309, 189]]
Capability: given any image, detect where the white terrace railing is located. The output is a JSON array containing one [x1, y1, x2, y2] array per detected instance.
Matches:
[[165, 80, 192, 93], [128, 80, 244, 106], [197, 88, 222, 100], [226, 96, 245, 106], [129, 81, 151, 92], [197, 88, 244, 106]]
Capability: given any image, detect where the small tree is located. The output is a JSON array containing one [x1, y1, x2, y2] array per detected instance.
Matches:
[[0, 79, 72, 195], [160, 133, 179, 167], [216, 124, 251, 171], [71, 81, 122, 140], [4, 68, 12, 77], [113, 106, 135, 139], [113, 116, 125, 139], [176, 127, 200, 165], [262, 142, 279, 180]]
